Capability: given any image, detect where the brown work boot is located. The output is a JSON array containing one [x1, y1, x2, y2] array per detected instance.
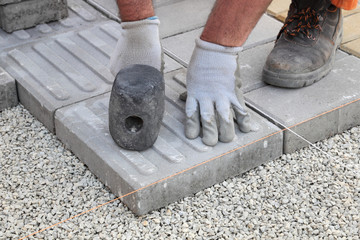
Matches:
[[262, 0, 343, 88]]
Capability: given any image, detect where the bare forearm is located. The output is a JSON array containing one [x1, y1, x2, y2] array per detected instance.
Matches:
[[201, 0, 273, 47], [117, 0, 155, 22]]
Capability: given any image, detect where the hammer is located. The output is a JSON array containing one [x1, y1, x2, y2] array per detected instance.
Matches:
[[109, 64, 165, 151]]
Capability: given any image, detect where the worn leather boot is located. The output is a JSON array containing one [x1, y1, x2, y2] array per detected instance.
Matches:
[[262, 0, 343, 88]]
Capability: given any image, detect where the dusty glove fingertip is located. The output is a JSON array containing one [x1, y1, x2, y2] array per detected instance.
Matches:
[[185, 115, 200, 139], [201, 117, 218, 146], [218, 114, 235, 143], [202, 135, 218, 147], [237, 114, 259, 133]]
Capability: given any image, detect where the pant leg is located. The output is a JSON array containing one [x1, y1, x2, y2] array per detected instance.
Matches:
[[331, 0, 358, 10]]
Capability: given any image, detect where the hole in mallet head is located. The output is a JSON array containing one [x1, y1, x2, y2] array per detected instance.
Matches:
[[125, 116, 143, 133]]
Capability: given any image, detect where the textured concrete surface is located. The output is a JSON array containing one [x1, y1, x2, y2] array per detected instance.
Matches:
[[0, 0, 68, 33], [0, 0, 107, 51], [0, 1, 180, 132], [0, 67, 18, 111], [162, 14, 283, 65], [0, 21, 116, 132], [155, 0, 215, 38], [55, 70, 283, 215], [246, 55, 360, 153], [86, 0, 216, 38]]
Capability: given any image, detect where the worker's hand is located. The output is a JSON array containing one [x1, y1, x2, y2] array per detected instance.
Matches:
[[108, 17, 162, 76], [185, 38, 257, 146]]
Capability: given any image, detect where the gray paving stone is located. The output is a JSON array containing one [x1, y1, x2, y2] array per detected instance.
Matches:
[[0, 67, 18, 111], [86, 0, 215, 38], [162, 14, 283, 67], [239, 43, 347, 93], [336, 49, 350, 60], [0, 0, 107, 51], [0, 0, 68, 33], [55, 69, 283, 215], [0, 17, 181, 132], [85, 0, 186, 20], [163, 55, 182, 73], [0, 22, 115, 132], [245, 55, 360, 153], [238, 42, 273, 93], [155, 0, 215, 38]]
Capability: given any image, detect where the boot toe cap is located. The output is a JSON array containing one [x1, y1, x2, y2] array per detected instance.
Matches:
[[264, 46, 318, 74]]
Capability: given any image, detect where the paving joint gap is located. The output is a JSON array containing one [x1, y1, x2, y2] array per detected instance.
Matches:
[[85, 0, 121, 22], [164, 47, 189, 68], [161, 26, 205, 40], [246, 100, 333, 157], [52, 90, 112, 125]]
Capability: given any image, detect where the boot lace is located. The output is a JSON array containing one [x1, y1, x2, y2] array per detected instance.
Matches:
[[277, 7, 323, 40]]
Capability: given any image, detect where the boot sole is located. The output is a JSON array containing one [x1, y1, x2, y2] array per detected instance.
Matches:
[[263, 22, 343, 89]]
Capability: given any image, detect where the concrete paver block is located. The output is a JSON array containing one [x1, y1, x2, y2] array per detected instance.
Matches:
[[342, 13, 360, 43], [245, 56, 360, 153], [341, 38, 360, 58], [267, 0, 290, 17], [155, 0, 215, 38], [162, 14, 283, 67], [55, 69, 283, 215], [162, 28, 201, 65], [0, 18, 181, 133], [0, 67, 18, 111], [0, 22, 116, 132], [0, 0, 107, 51], [0, 0, 68, 33], [85, 0, 184, 20], [238, 42, 273, 93], [86, 0, 216, 38]]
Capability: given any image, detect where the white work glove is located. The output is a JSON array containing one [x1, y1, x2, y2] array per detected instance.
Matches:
[[108, 17, 162, 76], [185, 38, 257, 146]]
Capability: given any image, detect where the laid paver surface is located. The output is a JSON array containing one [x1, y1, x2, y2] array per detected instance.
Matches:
[[0, 0, 182, 132], [1, 0, 360, 215], [0, 0, 111, 131], [246, 55, 360, 153], [162, 14, 283, 64], [55, 70, 283, 215], [86, 0, 216, 38], [342, 37, 360, 57]]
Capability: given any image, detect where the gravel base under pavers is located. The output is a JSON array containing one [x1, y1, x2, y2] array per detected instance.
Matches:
[[1, 105, 359, 239]]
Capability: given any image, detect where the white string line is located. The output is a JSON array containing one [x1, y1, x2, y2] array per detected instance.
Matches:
[[245, 102, 334, 159]]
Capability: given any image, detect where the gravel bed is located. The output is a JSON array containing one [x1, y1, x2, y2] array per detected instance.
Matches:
[[1, 105, 359, 239]]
